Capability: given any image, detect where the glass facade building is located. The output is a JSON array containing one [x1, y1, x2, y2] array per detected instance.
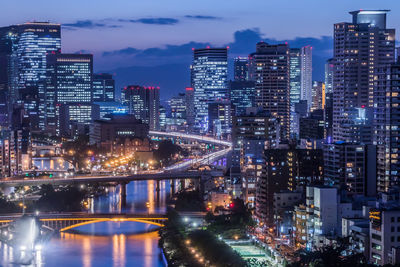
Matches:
[[93, 73, 115, 102], [191, 47, 228, 133], [0, 22, 61, 131], [122, 85, 160, 130], [46, 53, 93, 135]]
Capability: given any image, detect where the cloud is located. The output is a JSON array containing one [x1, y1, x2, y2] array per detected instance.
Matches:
[[63, 20, 120, 29], [121, 18, 179, 25], [98, 28, 333, 98], [102, 47, 140, 57], [185, 15, 221, 20]]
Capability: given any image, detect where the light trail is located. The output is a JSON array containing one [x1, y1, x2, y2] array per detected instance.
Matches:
[[149, 131, 232, 147]]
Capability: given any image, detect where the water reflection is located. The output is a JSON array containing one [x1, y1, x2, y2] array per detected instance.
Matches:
[[0, 180, 171, 267]]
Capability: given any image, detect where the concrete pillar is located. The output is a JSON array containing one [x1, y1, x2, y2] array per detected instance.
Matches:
[[180, 179, 185, 191], [170, 180, 176, 195], [120, 182, 127, 207], [156, 180, 160, 192]]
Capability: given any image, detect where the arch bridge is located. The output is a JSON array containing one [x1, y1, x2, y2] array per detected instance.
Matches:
[[0, 213, 167, 232]]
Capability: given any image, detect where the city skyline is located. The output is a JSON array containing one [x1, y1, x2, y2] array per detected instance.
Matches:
[[2, 1, 399, 98]]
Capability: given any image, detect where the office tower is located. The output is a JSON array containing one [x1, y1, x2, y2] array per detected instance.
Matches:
[[159, 105, 166, 130], [0, 22, 61, 131], [185, 87, 195, 129], [208, 100, 231, 138], [325, 58, 334, 94], [324, 142, 376, 197], [289, 48, 301, 109], [46, 54, 94, 135], [250, 42, 290, 141], [233, 57, 248, 81], [374, 63, 400, 192], [232, 108, 280, 206], [169, 93, 186, 124], [122, 85, 160, 130], [300, 46, 312, 110], [299, 109, 325, 142], [229, 80, 255, 116], [333, 10, 395, 143], [191, 47, 228, 132], [311, 81, 325, 112], [92, 73, 115, 102]]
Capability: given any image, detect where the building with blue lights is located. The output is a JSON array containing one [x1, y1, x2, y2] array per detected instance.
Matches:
[[191, 47, 228, 133]]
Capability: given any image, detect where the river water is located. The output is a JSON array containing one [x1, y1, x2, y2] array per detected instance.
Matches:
[[0, 180, 174, 267]]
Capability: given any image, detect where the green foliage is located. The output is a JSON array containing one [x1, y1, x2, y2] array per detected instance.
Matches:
[[153, 140, 187, 166], [206, 198, 255, 238], [159, 210, 202, 267], [0, 195, 18, 214], [188, 230, 247, 267], [288, 243, 371, 267], [174, 190, 205, 212], [34, 184, 86, 212]]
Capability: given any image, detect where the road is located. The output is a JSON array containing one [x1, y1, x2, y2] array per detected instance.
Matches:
[[149, 131, 232, 147]]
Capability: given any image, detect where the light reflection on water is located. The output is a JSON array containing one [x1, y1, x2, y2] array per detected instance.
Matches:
[[0, 180, 175, 267]]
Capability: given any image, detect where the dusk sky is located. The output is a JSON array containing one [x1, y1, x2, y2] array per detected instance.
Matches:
[[1, 0, 399, 98]]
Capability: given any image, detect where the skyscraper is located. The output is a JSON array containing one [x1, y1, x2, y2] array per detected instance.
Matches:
[[0, 22, 61, 131], [92, 73, 115, 102], [233, 57, 248, 81], [311, 81, 325, 112], [229, 80, 255, 116], [46, 53, 94, 135], [374, 63, 400, 192], [185, 87, 195, 129], [333, 10, 395, 143], [324, 58, 334, 94], [250, 42, 290, 141], [289, 48, 301, 109], [191, 47, 228, 132], [300, 46, 312, 111], [122, 85, 160, 130]]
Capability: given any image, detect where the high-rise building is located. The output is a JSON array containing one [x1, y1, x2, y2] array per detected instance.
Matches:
[[324, 142, 376, 197], [46, 53, 93, 135], [311, 81, 325, 112], [208, 100, 231, 138], [232, 108, 280, 206], [229, 80, 255, 116], [250, 42, 290, 141], [191, 47, 228, 132], [289, 48, 301, 109], [374, 63, 400, 192], [169, 93, 186, 122], [324, 58, 334, 94], [333, 10, 395, 143], [257, 148, 323, 225], [0, 22, 61, 131], [122, 85, 160, 130], [300, 46, 313, 111], [92, 73, 115, 102], [185, 87, 195, 129], [233, 56, 248, 81]]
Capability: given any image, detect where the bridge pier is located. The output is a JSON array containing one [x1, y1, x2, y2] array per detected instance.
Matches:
[[180, 179, 185, 191], [156, 180, 160, 192], [120, 182, 127, 207], [170, 180, 176, 195]]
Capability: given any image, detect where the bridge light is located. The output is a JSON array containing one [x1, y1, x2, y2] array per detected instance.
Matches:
[[184, 217, 189, 222]]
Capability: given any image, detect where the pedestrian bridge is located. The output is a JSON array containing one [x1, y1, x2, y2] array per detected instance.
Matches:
[[0, 213, 167, 232]]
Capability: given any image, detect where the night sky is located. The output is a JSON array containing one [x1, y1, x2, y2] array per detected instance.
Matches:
[[1, 0, 399, 98]]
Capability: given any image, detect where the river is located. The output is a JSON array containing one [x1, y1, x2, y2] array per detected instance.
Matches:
[[0, 180, 175, 267]]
